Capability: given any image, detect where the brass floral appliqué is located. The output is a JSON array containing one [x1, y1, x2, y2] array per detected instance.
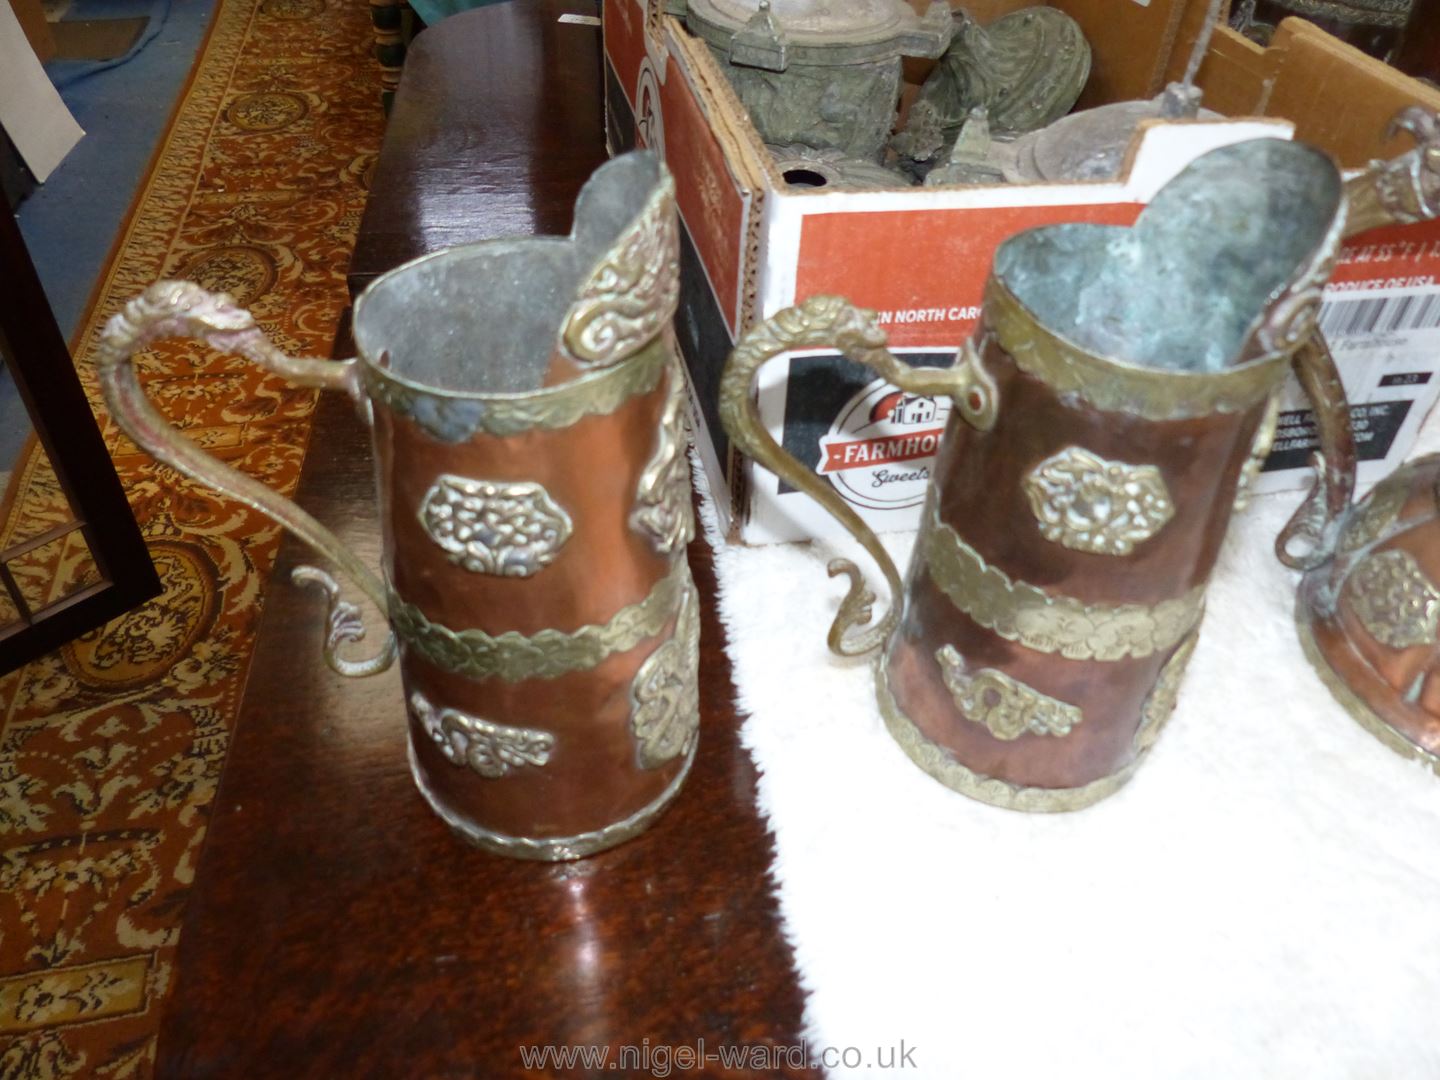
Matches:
[[1346, 548, 1440, 649], [1024, 446, 1174, 556], [630, 582, 700, 768], [418, 476, 572, 577], [936, 645, 1082, 740], [411, 691, 554, 779]]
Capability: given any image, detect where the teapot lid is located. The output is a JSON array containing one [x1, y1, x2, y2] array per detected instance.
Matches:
[[684, 0, 951, 68]]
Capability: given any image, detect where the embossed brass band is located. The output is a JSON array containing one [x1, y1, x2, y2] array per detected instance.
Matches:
[[986, 275, 1289, 422], [360, 334, 670, 442], [918, 503, 1205, 661], [389, 556, 695, 682], [876, 661, 1140, 812]]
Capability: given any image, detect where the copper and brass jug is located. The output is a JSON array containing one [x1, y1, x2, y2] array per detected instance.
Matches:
[[96, 152, 699, 858], [721, 138, 1349, 811]]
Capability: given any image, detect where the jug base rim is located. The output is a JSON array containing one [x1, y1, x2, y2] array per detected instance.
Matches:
[[406, 737, 697, 860], [876, 661, 1142, 812]]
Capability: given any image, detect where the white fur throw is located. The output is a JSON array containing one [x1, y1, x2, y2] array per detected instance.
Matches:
[[702, 425, 1440, 1079]]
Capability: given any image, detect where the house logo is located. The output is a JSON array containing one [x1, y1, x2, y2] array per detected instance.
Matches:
[[816, 377, 950, 511]]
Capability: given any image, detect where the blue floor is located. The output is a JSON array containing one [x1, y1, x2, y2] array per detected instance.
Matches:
[[18, 0, 217, 339], [3, 0, 215, 478]]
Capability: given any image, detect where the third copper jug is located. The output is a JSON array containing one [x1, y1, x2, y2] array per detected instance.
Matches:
[[721, 138, 1348, 810]]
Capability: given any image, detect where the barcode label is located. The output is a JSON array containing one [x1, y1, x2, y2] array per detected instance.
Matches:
[[1319, 292, 1440, 337]]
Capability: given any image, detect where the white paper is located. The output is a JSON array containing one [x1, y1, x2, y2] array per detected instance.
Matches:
[[0, 1, 84, 182]]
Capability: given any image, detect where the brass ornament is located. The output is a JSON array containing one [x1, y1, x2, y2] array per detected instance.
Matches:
[[389, 557, 695, 682], [563, 176, 682, 367], [1345, 549, 1440, 649], [1132, 630, 1200, 753], [1023, 446, 1174, 556], [893, 6, 1090, 174], [920, 504, 1205, 661], [876, 661, 1139, 812], [410, 691, 555, 779], [632, 360, 696, 556], [936, 645, 1082, 740], [418, 476, 573, 577], [630, 581, 702, 768], [360, 335, 669, 443]]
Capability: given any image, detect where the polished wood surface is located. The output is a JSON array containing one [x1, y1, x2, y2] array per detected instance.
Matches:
[[348, 0, 608, 296], [156, 3, 806, 1074]]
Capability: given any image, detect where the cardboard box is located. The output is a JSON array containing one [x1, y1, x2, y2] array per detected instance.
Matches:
[[603, 0, 1440, 544]]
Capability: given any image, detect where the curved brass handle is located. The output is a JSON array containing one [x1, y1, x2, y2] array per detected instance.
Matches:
[[719, 294, 998, 657], [1343, 107, 1440, 239], [95, 280, 396, 677], [1276, 333, 1357, 571]]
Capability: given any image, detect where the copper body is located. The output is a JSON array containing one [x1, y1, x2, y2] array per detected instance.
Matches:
[[378, 351, 690, 842], [884, 331, 1266, 792]]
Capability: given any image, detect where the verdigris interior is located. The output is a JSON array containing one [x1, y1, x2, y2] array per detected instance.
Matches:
[[353, 150, 669, 399], [994, 138, 1344, 374]]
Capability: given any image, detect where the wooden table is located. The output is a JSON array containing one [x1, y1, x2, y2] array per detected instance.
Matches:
[[154, 3, 806, 1075]]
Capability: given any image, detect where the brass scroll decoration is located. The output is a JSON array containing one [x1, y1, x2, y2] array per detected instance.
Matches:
[[390, 557, 693, 682], [1023, 446, 1174, 556], [418, 476, 572, 577], [631, 579, 701, 768], [1345, 549, 1440, 649], [936, 645, 1082, 740], [411, 691, 554, 779], [920, 504, 1204, 661], [563, 175, 682, 367], [632, 359, 696, 556]]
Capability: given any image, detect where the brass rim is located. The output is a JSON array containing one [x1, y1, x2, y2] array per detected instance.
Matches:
[[407, 736, 696, 860], [876, 660, 1141, 812], [986, 276, 1288, 421]]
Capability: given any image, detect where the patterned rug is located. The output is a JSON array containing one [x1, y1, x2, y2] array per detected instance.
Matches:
[[0, 0, 382, 1071]]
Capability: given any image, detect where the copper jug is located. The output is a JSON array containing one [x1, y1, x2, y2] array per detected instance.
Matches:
[[721, 138, 1348, 811], [95, 152, 699, 859]]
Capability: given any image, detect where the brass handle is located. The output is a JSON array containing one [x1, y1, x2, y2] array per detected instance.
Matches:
[[95, 280, 396, 677], [1276, 333, 1357, 571], [1342, 107, 1440, 239], [719, 294, 998, 657], [1278, 107, 1440, 568]]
